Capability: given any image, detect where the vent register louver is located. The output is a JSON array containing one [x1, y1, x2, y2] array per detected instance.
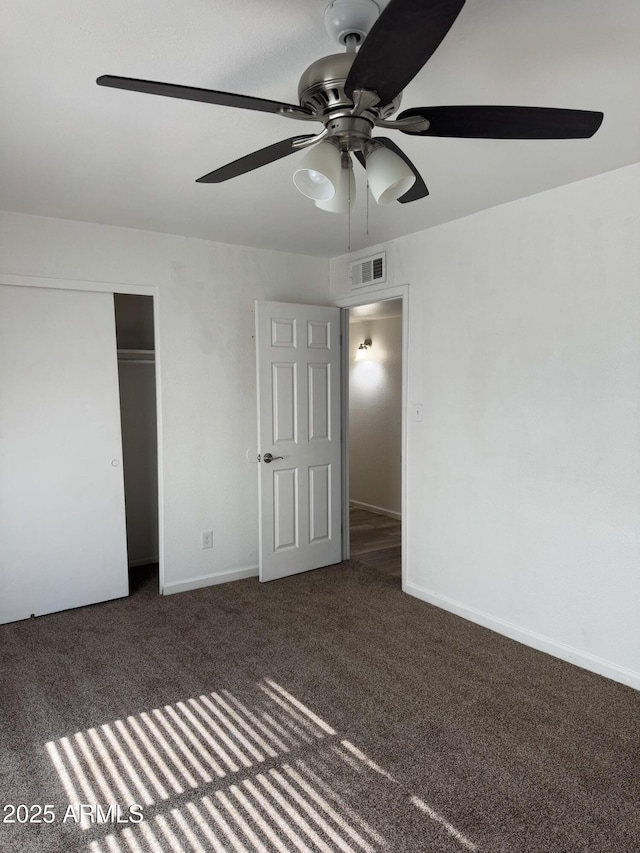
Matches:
[[350, 252, 386, 287]]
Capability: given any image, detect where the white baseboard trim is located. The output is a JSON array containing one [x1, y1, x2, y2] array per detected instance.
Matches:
[[162, 565, 259, 596], [404, 581, 640, 692], [349, 500, 401, 521]]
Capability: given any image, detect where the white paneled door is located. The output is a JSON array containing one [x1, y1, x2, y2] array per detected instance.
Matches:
[[0, 285, 129, 624], [256, 301, 342, 582]]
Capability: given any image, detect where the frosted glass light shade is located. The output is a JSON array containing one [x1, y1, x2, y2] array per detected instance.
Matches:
[[315, 161, 356, 213], [293, 142, 342, 201], [366, 145, 416, 205]]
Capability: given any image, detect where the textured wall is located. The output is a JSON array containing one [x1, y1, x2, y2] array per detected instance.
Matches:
[[331, 163, 640, 690], [0, 212, 330, 593]]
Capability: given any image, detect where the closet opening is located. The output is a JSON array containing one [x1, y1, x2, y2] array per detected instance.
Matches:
[[114, 294, 159, 595]]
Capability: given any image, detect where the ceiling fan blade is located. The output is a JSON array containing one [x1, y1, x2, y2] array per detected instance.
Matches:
[[354, 139, 429, 203], [397, 106, 604, 138], [196, 136, 315, 183], [345, 0, 465, 105], [97, 75, 312, 118]]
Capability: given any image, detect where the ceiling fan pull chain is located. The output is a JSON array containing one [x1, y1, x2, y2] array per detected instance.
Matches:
[[366, 178, 370, 236]]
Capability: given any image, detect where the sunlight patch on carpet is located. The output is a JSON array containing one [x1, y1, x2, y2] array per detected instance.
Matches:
[[412, 796, 479, 852], [46, 678, 478, 852]]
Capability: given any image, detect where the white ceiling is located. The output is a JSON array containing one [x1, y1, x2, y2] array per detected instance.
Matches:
[[3, 0, 639, 258]]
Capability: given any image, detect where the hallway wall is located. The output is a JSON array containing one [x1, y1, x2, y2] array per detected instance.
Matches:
[[349, 315, 402, 517]]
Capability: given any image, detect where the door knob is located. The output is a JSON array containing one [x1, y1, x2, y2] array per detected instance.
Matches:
[[262, 452, 284, 463]]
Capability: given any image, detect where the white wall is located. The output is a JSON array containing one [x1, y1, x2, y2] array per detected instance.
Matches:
[[349, 316, 402, 517], [331, 163, 640, 690], [0, 211, 330, 594]]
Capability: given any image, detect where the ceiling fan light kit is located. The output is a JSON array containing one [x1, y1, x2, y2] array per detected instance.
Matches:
[[365, 142, 416, 205], [315, 154, 356, 213], [97, 0, 604, 218], [292, 140, 344, 201]]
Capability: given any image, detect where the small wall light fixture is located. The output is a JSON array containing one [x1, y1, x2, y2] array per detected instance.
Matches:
[[356, 337, 372, 360]]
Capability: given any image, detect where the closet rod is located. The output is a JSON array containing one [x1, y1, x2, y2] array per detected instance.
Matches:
[[117, 348, 155, 364]]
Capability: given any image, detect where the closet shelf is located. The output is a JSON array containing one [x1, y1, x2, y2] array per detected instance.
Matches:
[[117, 348, 155, 363]]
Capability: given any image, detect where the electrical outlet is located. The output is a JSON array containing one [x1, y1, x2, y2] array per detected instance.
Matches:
[[201, 530, 213, 550]]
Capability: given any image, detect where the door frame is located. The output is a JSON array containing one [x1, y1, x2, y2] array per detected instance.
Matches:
[[335, 283, 409, 591], [0, 273, 165, 594]]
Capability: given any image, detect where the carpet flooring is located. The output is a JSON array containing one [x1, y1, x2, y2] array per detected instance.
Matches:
[[1, 559, 638, 853], [349, 509, 401, 580]]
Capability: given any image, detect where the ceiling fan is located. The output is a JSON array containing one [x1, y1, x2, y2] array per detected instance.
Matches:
[[97, 0, 603, 214]]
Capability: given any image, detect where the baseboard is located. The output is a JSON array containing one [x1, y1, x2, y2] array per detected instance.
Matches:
[[162, 565, 259, 596], [404, 581, 640, 692], [349, 500, 401, 521]]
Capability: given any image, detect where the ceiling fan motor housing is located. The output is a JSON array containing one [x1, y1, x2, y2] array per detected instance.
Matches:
[[298, 53, 401, 151]]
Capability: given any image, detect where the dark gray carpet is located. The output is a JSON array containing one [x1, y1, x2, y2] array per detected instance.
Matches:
[[1, 560, 638, 853]]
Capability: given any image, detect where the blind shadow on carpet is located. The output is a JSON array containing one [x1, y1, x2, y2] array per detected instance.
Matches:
[[43, 676, 477, 852]]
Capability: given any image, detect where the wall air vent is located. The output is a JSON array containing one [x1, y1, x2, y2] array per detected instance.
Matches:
[[350, 252, 386, 288]]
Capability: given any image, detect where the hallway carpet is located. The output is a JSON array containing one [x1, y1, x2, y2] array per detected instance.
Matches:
[[1, 560, 638, 852]]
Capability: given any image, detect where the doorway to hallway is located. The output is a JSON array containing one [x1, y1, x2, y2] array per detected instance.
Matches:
[[347, 298, 403, 584]]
